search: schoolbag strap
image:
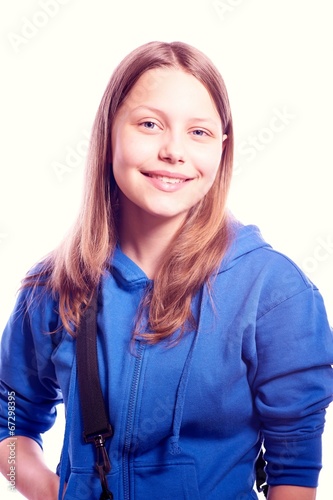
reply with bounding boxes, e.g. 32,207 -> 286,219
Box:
76,287 -> 114,500
255,448 -> 268,497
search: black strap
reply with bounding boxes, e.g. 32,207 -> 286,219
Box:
255,448 -> 268,497
76,288 -> 114,500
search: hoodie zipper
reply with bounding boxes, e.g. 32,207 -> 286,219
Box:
123,341 -> 145,500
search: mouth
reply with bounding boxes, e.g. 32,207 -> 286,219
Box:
142,172 -> 192,184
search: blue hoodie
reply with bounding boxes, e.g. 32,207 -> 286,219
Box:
1,222 -> 333,499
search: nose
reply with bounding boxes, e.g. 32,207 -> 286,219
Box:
159,133 -> 185,164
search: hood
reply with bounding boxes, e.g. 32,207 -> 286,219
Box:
219,219 -> 272,273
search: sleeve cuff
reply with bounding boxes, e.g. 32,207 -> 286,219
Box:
264,434 -> 322,487
0,430 -> 43,449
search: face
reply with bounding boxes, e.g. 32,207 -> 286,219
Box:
111,67 -> 226,227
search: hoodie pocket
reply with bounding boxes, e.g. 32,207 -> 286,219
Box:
63,471 -> 119,500
134,461 -> 201,499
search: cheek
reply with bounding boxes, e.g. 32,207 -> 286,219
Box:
113,133 -> 156,169
197,149 -> 222,183
112,129 -> 129,166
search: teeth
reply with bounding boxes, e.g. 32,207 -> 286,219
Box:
158,176 -> 184,184
149,174 -> 185,184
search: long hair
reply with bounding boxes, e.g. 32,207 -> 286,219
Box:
23,41 -> 234,342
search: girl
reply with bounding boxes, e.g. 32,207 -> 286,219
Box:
0,41 -> 332,500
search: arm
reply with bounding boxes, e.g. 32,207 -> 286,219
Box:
268,485 -> 316,500
0,287 -> 64,498
248,269 -> 333,491
0,436 -> 59,500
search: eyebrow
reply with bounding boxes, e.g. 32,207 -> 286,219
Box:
131,105 -> 220,127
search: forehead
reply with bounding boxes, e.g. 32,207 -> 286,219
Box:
122,67 -> 220,119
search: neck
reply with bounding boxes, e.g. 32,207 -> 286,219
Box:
118,209 -> 185,279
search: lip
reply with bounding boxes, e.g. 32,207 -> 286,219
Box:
141,170 -> 192,181
141,170 -> 193,192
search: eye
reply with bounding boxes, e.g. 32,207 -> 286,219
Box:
140,121 -> 157,130
191,129 -> 209,137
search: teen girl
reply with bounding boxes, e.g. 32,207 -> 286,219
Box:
1,41 -> 333,500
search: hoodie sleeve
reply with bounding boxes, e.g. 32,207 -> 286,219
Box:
0,286 -> 63,448
251,264 -> 333,487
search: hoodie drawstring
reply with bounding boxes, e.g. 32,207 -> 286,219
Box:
169,288 -> 206,456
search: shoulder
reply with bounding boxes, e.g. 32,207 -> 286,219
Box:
250,247 -> 315,319
19,256 -> 58,306
9,259 -> 60,335
218,220 -> 318,316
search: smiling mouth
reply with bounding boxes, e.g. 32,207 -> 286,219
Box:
144,173 -> 190,184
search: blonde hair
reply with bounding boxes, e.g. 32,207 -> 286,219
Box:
23,41 -> 234,343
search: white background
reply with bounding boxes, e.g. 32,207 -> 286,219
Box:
0,0 -> 332,498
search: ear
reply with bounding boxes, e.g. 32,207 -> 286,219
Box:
222,134 -> 228,150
